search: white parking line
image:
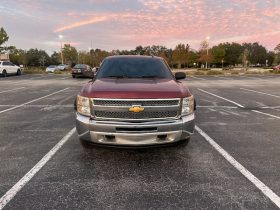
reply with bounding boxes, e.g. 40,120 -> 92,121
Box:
195,125 -> 280,208
0,127 -> 76,210
197,88 -> 245,108
0,88 -> 69,114
0,104 -> 73,108
240,88 -> 280,98
0,87 -> 25,94
189,76 -> 207,80
197,105 -> 238,109
198,88 -> 280,119
252,110 -> 280,119
261,106 -> 280,109
5,75 -> 51,85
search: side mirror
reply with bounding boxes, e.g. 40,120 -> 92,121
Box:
175,72 -> 186,80
95,67 -> 99,72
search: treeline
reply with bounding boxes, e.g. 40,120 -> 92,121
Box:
1,27 -> 280,68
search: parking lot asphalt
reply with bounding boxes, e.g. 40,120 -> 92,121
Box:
0,74 -> 280,209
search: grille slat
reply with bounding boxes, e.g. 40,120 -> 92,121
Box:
92,98 -> 180,121
94,111 -> 178,119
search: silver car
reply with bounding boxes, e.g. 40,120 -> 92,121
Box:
46,65 -> 58,73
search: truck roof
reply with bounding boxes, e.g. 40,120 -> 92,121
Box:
105,55 -> 163,60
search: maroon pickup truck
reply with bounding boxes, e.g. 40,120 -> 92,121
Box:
75,55 -> 195,147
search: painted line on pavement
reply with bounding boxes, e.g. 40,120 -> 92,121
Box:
261,106 -> 280,109
197,105 -> 238,109
195,125 -> 280,208
0,127 -> 76,210
0,87 -> 25,94
189,76 -> 207,80
252,110 -> 280,119
240,88 -> 280,99
0,88 -> 69,114
197,88 -> 245,108
198,88 -> 280,119
0,104 -> 73,108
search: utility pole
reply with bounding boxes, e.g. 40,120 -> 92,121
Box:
205,36 -> 210,69
59,35 -> 64,64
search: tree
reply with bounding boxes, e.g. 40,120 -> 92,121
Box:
274,44 -> 280,64
240,48 -> 249,68
25,48 -> 50,66
172,44 -> 190,68
8,48 -> 28,66
266,51 -> 275,66
188,51 -> 199,67
199,41 -> 213,68
221,42 -> 243,66
62,44 -> 78,64
135,45 -> 144,55
50,51 -> 60,65
243,42 -> 267,65
90,49 -> 110,66
211,45 -> 225,66
0,27 -> 9,49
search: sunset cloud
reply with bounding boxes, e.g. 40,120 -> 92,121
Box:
54,16 -> 108,32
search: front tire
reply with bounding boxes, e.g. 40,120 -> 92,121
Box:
2,70 -> 7,77
72,74 -> 76,78
17,69 -> 21,75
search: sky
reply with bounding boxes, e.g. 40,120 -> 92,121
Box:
0,0 -> 280,54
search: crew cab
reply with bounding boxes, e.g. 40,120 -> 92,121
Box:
75,55 -> 195,147
0,61 -> 21,77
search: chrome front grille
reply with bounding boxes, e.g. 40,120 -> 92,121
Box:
91,98 -> 181,121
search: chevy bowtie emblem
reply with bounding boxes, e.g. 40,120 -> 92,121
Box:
129,106 -> 144,113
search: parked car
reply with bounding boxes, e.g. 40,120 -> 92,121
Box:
46,65 -> 58,73
57,64 -> 69,71
72,64 -> 94,78
272,64 -> 280,70
75,55 -> 196,147
0,61 -> 21,77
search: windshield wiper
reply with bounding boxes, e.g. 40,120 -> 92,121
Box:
104,75 -> 127,78
141,76 -> 160,78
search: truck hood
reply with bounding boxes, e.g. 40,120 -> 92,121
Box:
80,78 -> 191,98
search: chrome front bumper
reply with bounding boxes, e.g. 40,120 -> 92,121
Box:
76,113 -> 195,146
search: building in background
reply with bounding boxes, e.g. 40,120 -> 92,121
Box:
0,54 -> 9,61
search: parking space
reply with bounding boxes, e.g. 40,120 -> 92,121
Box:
0,74 -> 280,209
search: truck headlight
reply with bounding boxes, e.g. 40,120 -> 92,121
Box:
76,95 -> 91,116
181,95 -> 194,116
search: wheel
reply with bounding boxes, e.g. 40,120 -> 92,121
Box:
17,69 -> 21,75
2,70 -> 7,77
72,74 -> 76,78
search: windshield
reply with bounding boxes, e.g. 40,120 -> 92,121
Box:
49,65 -> 56,68
96,57 -> 173,79
74,64 -> 86,68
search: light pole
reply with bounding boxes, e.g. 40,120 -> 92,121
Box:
59,34 -> 64,64
205,36 -> 210,69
